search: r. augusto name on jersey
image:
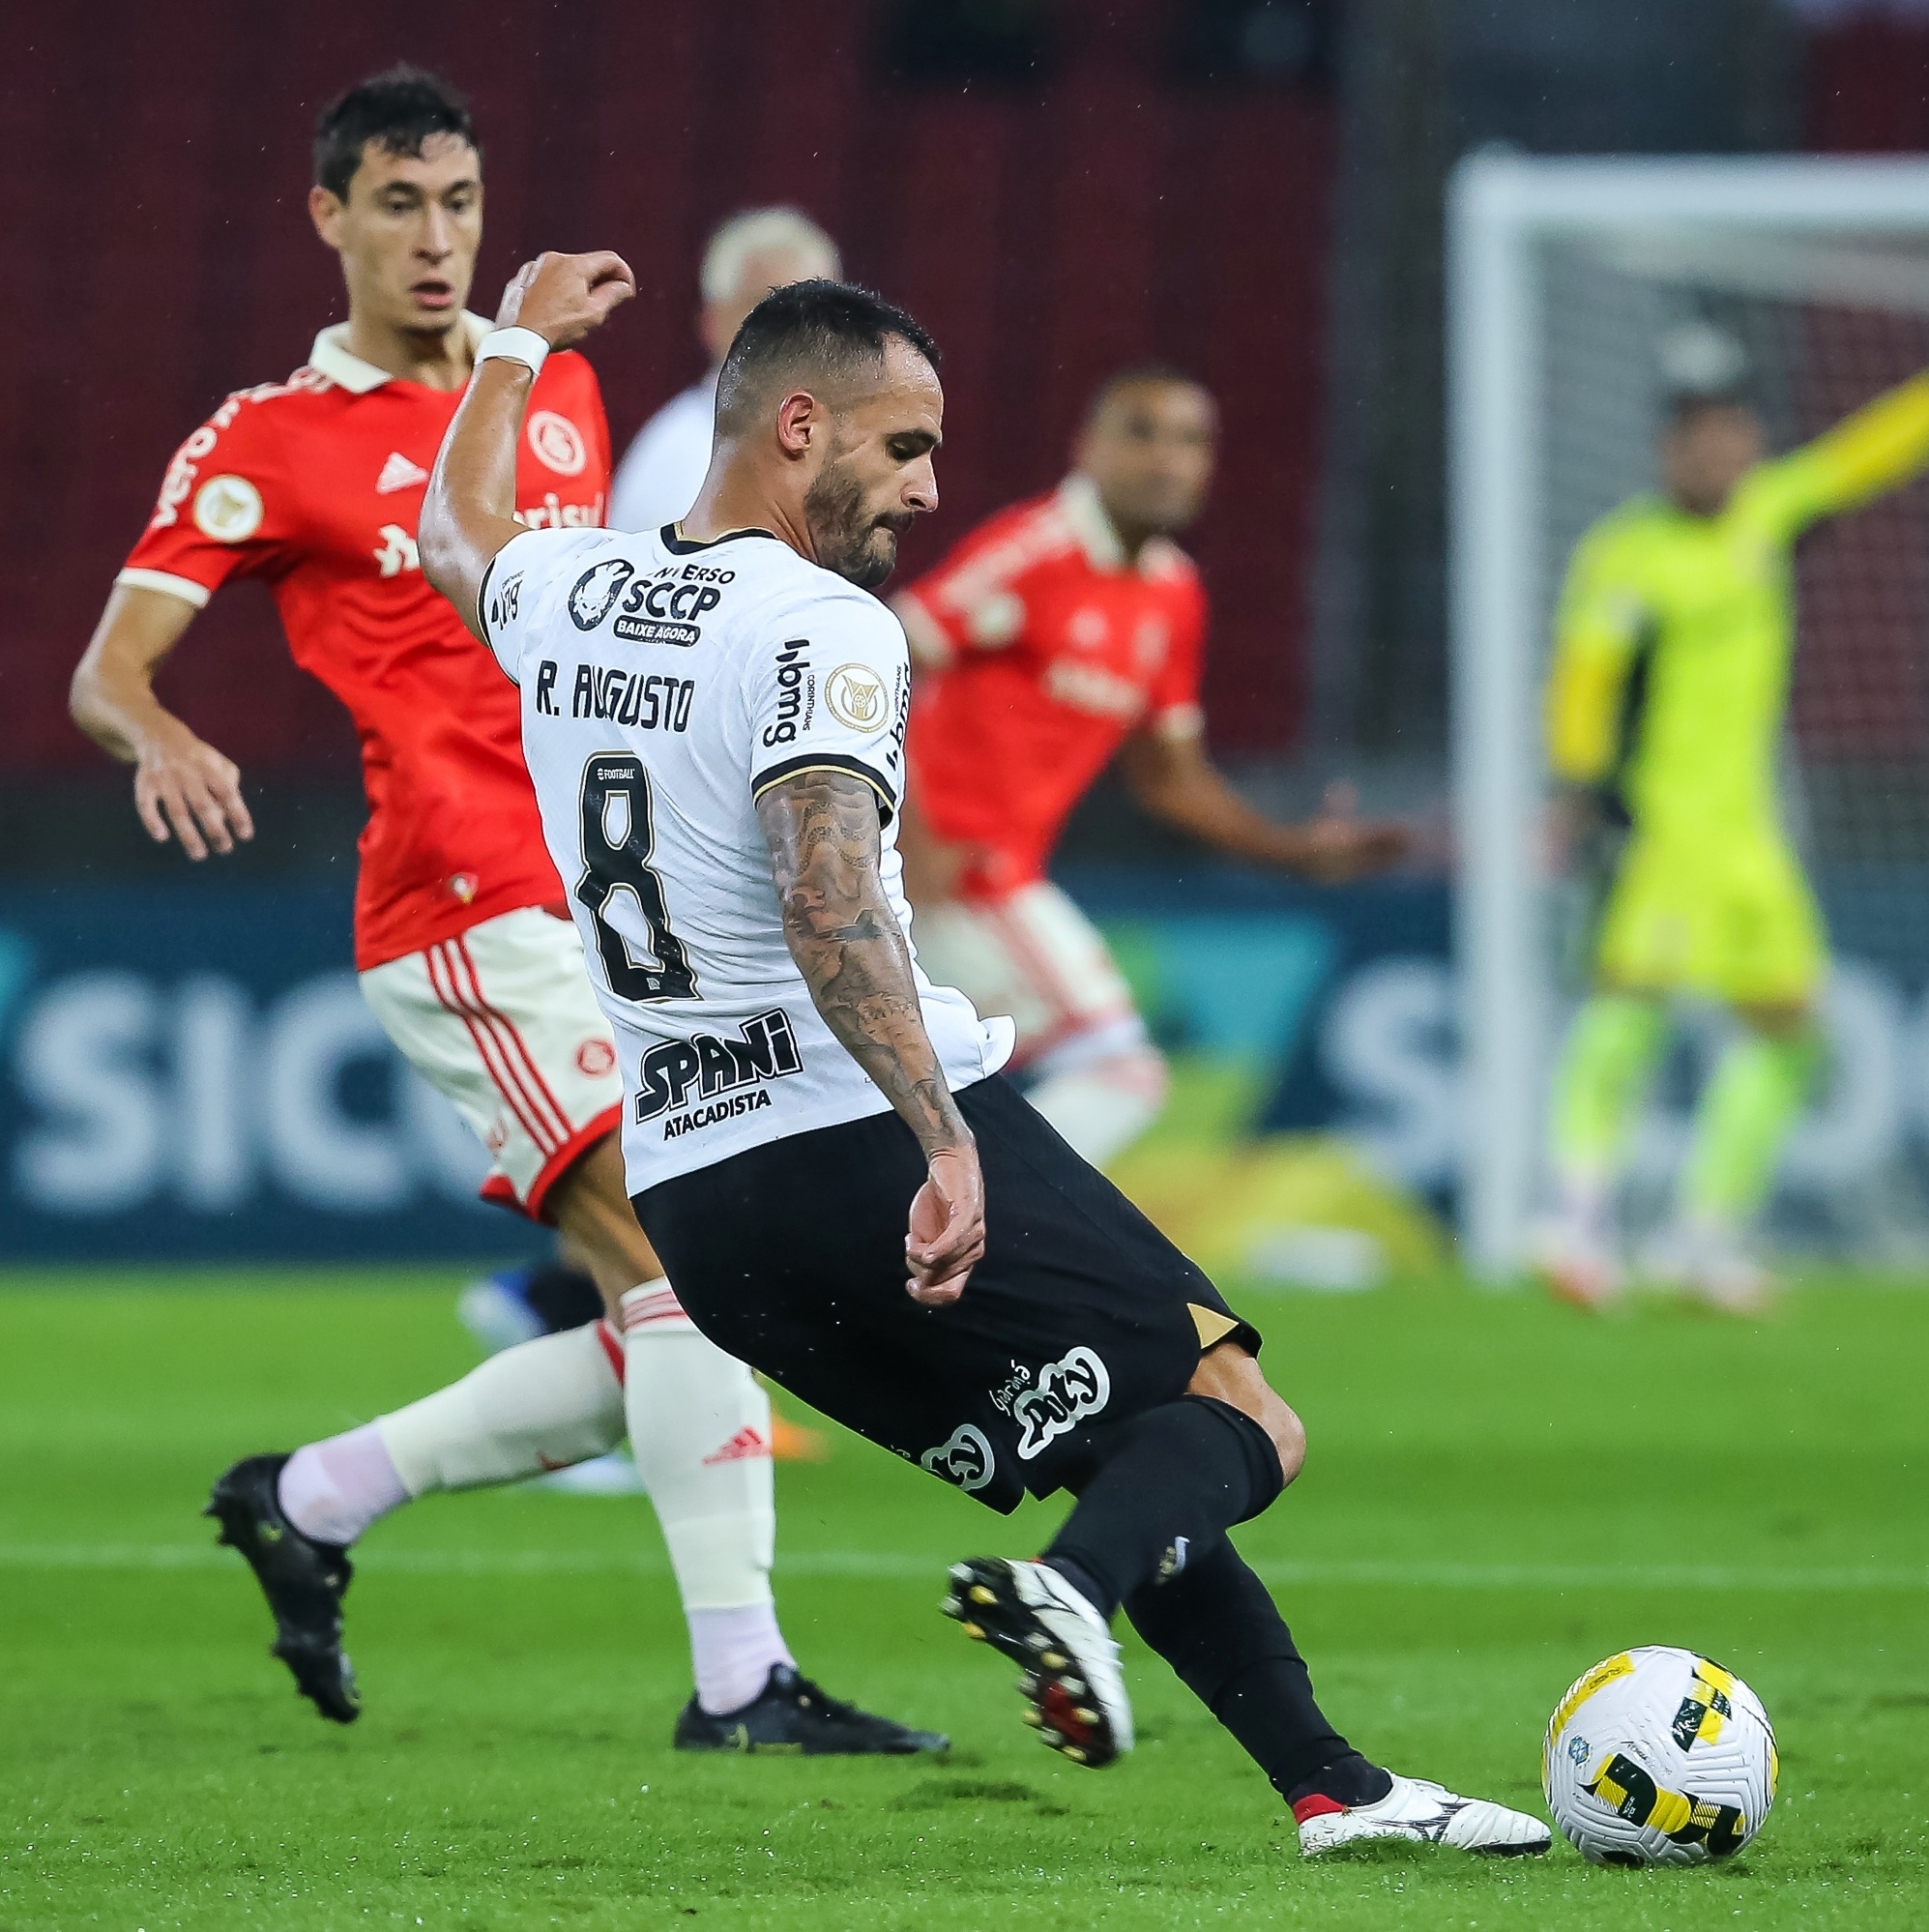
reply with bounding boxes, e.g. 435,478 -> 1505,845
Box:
480,519 -> 1013,1191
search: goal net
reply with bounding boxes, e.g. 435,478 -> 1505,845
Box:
1448,154 -> 1929,1276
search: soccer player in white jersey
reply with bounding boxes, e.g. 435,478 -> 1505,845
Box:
462,207 -> 839,1373
416,252 -> 1549,1859
68,69 -> 935,1757
608,208 -> 839,535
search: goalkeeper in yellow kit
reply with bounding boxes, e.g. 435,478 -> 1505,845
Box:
1537,329 -> 1929,1310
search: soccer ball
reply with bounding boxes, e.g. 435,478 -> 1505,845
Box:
1542,1647 -> 1776,1866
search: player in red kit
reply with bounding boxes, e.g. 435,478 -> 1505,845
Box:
896,368 -> 1404,1168
69,67 -> 939,1757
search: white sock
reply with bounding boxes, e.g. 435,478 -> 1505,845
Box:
375,1320 -> 627,1498
1026,1046 -> 1169,1168
1556,1173 -> 1612,1241
278,1423 -> 408,1545
619,1280 -> 794,1712
687,1603 -> 792,1714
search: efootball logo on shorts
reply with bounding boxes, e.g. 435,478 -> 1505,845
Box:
999,1346 -> 1111,1461
921,1423 -> 994,1493
570,559 -> 635,629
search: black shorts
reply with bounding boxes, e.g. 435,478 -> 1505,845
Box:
635,1074 -> 1261,1514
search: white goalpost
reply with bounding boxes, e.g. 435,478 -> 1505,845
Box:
1447,151 -> 1929,1279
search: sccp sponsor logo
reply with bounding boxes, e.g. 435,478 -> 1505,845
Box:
921,1423 -> 995,1493
612,576 -> 721,647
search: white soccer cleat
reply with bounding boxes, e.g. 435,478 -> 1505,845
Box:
1529,1215 -> 1623,1310
1639,1220 -> 1776,1316
1685,1246 -> 1774,1315
1297,1771 -> 1553,1858
942,1557 -> 1133,1766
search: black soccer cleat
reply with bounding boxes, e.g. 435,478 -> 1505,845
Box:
942,1557 -> 1133,1768
672,1664 -> 948,1755
204,1452 -> 361,1724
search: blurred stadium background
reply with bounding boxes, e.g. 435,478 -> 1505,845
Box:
12,0 -> 1929,1277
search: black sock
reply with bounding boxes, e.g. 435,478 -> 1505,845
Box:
1123,1537 -> 1388,1806
1041,1395 -> 1284,1620
522,1261 -> 605,1334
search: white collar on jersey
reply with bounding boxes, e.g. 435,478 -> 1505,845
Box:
1056,471 -> 1184,580
307,310 -> 493,394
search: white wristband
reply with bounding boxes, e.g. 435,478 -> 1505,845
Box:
474,327 -> 550,379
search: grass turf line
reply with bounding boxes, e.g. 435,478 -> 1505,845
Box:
0,1270 -> 1923,1930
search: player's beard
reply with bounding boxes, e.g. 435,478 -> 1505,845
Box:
804,457 -> 904,590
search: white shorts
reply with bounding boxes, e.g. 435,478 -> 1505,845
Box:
912,880 -> 1151,1078
361,905 -> 624,1221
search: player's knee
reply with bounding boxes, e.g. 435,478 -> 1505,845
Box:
1187,1342 -> 1304,1488
1269,1398 -> 1307,1488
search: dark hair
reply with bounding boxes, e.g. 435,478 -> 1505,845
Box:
714,279 -> 940,436
313,65 -> 478,201
1085,362 -> 1208,424
1667,391 -> 1755,428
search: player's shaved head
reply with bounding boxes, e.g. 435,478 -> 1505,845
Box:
692,280 -> 942,591
313,66 -> 478,201
714,280 -> 940,441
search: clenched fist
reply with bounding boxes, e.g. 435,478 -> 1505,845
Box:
495,250 -> 637,352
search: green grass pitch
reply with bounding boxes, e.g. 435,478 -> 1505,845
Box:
1,1271 -> 1924,1931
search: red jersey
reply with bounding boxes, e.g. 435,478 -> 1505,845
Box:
120,314 -> 610,969
898,475 -> 1207,897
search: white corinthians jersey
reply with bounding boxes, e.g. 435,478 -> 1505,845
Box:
481,521 -> 1012,1189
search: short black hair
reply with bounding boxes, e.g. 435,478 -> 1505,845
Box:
1085,363 -> 1209,424
313,65 -> 478,201
714,279 -> 940,437
1667,390 -> 1756,429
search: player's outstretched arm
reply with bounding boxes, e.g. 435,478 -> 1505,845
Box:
70,583 -> 254,861
757,769 -> 985,1304
421,249 -> 636,639
1120,731 -> 1407,883
1769,367 -> 1929,535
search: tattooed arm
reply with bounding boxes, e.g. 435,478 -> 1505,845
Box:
757,768 -> 985,1305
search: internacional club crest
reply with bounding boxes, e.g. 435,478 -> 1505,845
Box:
527,409 -> 588,477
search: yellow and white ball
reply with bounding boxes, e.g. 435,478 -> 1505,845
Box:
1543,1647 -> 1776,1866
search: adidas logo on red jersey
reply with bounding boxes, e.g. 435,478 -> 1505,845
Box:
702,1427 -> 772,1466
376,451 -> 430,494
